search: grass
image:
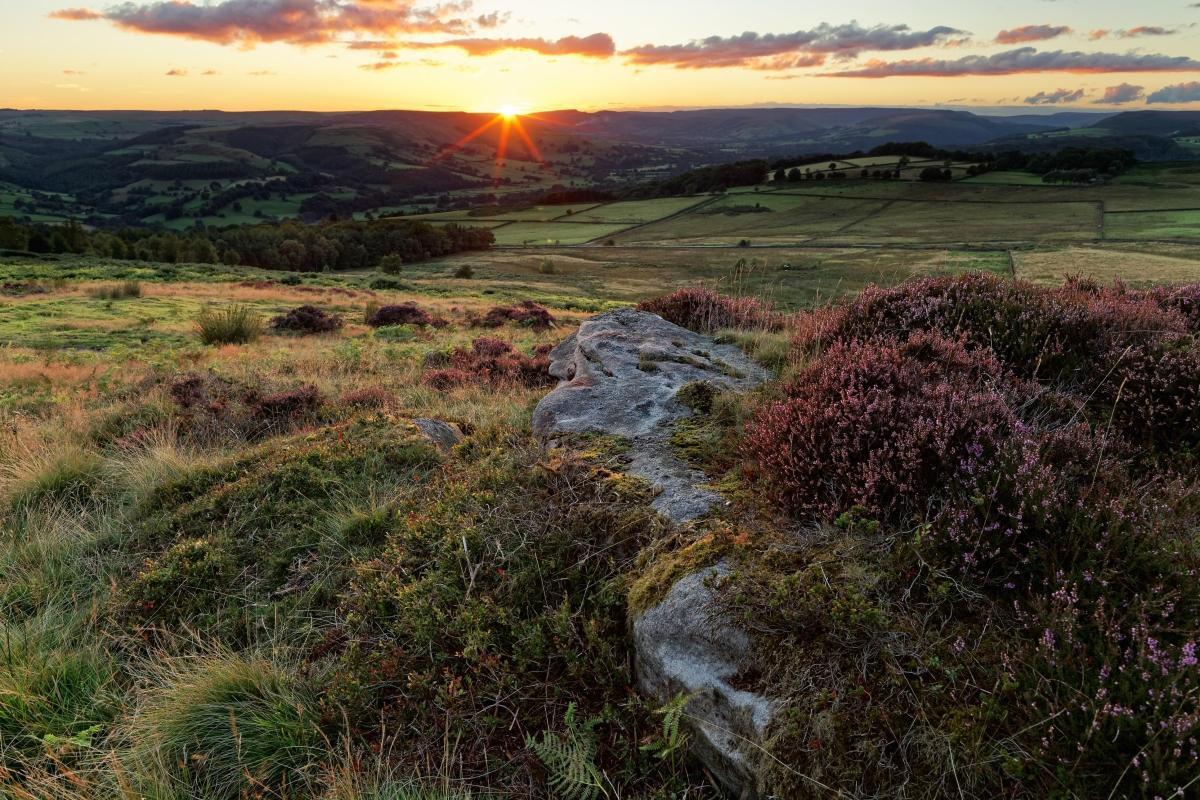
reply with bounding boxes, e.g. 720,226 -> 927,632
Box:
124,652 -> 323,800
194,305 -> 265,345
86,280 -> 142,300
1105,208 -> 1200,240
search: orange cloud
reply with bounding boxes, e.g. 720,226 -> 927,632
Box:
995,25 -> 1071,45
47,7 -> 101,20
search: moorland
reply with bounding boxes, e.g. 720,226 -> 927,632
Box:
0,110 -> 1198,799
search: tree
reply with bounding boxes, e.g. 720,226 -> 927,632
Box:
379,254 -> 404,274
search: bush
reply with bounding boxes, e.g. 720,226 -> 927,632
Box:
637,287 -> 777,334
126,654 -> 323,800
734,274 -> 1200,798
195,305 -> 264,345
366,303 -> 447,328
474,300 -> 557,331
340,387 -> 392,409
379,254 -> 404,274
745,333 -> 1020,521
453,264 -> 474,279
165,372 -> 324,443
270,305 -> 343,334
422,368 -> 473,391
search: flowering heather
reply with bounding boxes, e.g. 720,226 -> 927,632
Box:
366,302 -> 448,328
810,272 -> 1189,384
269,304 -> 342,334
736,274 -> 1200,797
474,300 -> 557,331
420,338 -> 553,390
637,287 -> 778,334
744,332 -> 1021,520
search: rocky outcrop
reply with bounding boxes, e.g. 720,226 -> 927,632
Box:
533,308 -> 774,798
633,562 -> 774,796
532,307 -> 768,524
412,418 -> 463,452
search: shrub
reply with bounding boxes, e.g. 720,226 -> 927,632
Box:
250,385 -> 324,432
195,305 -> 263,345
638,287 -> 777,334
422,368 -> 472,391
340,387 -> 392,409
270,305 -> 343,334
538,258 -> 556,275
809,273 -> 1188,386
475,300 -> 556,331
366,303 -> 447,329
453,264 -> 474,279
379,254 -> 404,275
744,332 -> 1020,521
166,372 -> 324,443
126,654 -> 323,800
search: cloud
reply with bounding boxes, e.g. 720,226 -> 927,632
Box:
1117,26 -> 1176,37
621,22 -> 967,70
201,69 -> 219,75
1090,26 -> 1178,39
1147,80 -> 1200,102
48,7 -> 101,20
1095,83 -> 1145,103
824,47 -> 1200,77
415,32 -> 616,57
62,69 -> 86,75
50,0 -> 497,46
165,68 -> 187,76
1025,87 -> 1086,104
995,24 -> 1071,44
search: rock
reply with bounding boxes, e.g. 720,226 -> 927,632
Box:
532,307 -> 769,524
633,562 -> 774,798
411,418 -> 463,452
534,308 -> 776,797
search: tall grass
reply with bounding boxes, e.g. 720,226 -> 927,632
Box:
124,652 -> 324,800
194,305 -> 264,346
87,280 -> 142,300
0,612 -> 120,768
1,445 -> 108,511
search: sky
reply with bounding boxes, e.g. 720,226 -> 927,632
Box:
3,0 -> 1200,113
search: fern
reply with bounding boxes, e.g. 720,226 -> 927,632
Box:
641,692 -> 691,761
526,703 -> 610,800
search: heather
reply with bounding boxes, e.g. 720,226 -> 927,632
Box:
730,276 -> 1200,797
270,304 -> 344,334
637,287 -> 778,334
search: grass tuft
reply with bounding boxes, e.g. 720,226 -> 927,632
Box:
125,652 -> 324,800
194,305 -> 264,345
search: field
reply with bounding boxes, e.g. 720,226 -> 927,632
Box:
387,162 -> 1200,256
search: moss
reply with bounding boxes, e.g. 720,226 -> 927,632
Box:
627,522 -> 742,615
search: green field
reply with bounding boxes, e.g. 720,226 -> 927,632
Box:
1105,209 -> 1200,240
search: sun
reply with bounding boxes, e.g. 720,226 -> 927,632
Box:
498,104 -> 521,119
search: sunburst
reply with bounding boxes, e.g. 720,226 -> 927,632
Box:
431,107 -> 548,187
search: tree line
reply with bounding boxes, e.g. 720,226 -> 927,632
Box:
0,217 -> 494,272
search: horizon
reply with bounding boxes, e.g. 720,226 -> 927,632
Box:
4,0 -> 1200,113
